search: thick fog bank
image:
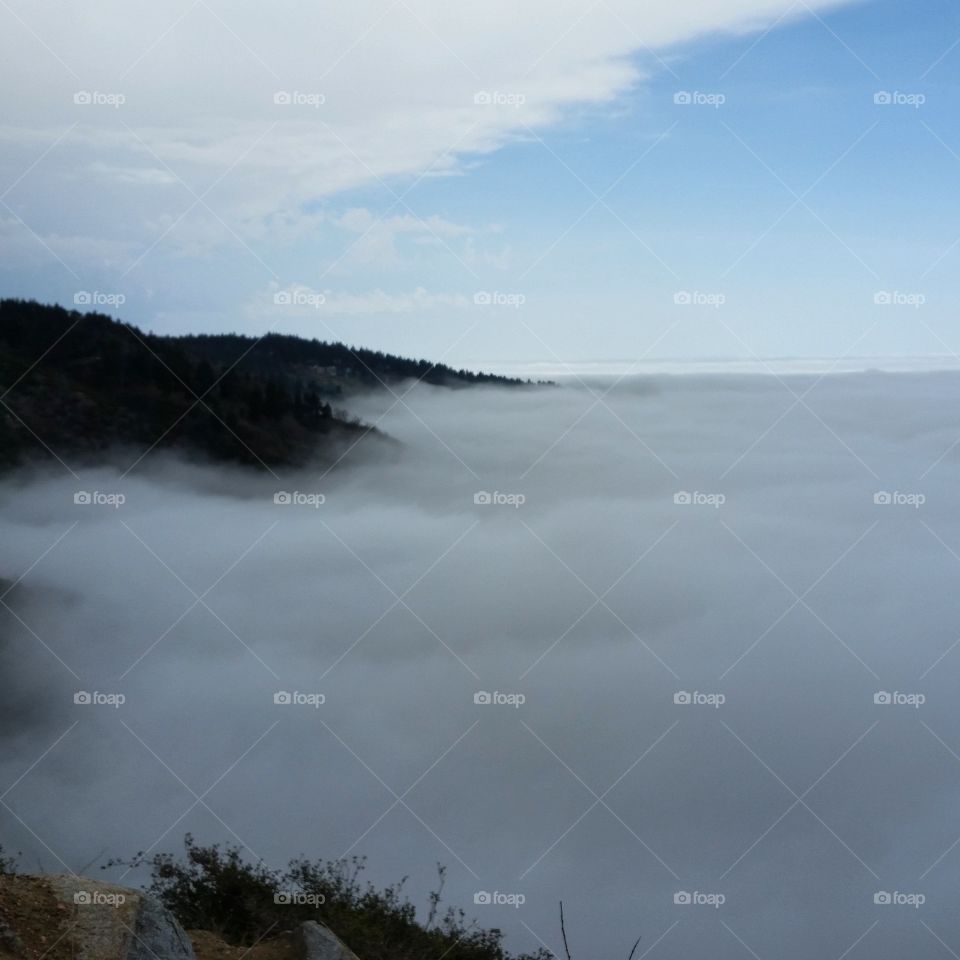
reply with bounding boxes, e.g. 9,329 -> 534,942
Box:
3,372 -> 960,959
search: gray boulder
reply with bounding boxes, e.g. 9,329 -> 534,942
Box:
46,875 -> 195,960
127,895 -> 196,960
299,920 -> 363,960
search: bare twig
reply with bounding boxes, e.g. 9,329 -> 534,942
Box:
78,849 -> 107,875
426,863 -> 446,929
559,901 -> 573,960
558,899 -> 639,960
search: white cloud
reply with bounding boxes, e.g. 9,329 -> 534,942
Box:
258,281 -> 469,318
0,0 -> 859,233
335,210 -> 473,239
88,162 -> 181,186
321,287 -> 470,315
332,208 -> 477,264
0,216 -> 139,271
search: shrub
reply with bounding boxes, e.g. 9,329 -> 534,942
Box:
108,835 -> 550,960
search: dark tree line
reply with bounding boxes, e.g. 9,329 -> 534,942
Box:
0,298 -> 544,471
175,331 -> 535,389
0,300 -> 359,469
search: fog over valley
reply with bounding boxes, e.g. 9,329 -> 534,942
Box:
3,373 -> 960,959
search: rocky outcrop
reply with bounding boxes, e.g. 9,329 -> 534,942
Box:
298,922 -> 362,960
0,874 -> 364,960
0,874 -> 194,960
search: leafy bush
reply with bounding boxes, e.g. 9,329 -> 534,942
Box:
108,835 -> 550,960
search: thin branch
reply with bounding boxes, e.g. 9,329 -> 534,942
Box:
559,901 -> 573,960
78,848 -> 107,875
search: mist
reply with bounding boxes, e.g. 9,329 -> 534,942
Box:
3,372 -> 960,959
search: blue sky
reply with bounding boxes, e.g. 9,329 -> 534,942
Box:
1,0 -> 958,368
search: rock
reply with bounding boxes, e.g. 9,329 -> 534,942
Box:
0,875 -> 363,960
297,922 -> 362,960
43,875 -> 195,960
127,896 -> 195,960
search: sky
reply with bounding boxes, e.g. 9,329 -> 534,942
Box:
0,0 -> 959,368
6,373 -> 960,959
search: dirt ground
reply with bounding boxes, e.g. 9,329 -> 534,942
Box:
0,874 -> 75,960
188,928 -> 301,960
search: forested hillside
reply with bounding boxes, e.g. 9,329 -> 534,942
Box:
0,300 -> 528,471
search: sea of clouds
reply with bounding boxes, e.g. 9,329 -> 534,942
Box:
3,372 -> 960,959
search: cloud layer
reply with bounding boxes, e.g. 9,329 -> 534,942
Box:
3,371 -> 960,958
0,0 -> 858,264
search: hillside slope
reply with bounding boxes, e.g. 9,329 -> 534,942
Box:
0,300 -> 528,472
